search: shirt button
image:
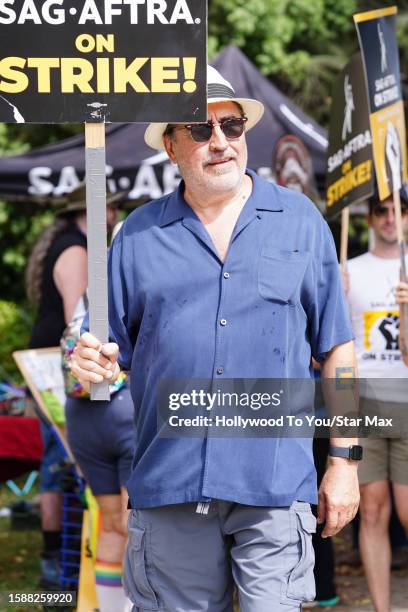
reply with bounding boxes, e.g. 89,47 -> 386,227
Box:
217,367 -> 224,375
223,272 -> 230,279
220,319 -> 227,326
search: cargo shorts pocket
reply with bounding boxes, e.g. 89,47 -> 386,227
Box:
124,515 -> 159,611
284,504 -> 316,603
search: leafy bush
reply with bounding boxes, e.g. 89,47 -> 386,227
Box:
0,201 -> 54,303
0,300 -> 34,382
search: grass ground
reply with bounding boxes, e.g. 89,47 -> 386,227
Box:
0,475 -> 42,612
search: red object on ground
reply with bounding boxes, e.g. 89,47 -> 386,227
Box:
0,416 -> 43,482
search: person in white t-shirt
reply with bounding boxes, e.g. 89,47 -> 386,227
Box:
345,190 -> 408,612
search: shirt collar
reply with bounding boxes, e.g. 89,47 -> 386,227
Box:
247,168 -> 284,213
159,168 -> 284,228
159,180 -> 194,227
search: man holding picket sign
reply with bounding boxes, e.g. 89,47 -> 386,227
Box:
72,64 -> 361,611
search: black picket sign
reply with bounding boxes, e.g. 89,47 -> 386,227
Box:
0,0 -> 207,123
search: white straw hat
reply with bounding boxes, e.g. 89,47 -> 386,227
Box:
144,65 -> 265,151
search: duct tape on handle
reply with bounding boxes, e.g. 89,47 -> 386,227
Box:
86,144 -> 110,401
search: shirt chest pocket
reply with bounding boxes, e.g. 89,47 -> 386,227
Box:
258,249 -> 310,304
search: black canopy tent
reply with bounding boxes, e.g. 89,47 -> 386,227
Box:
0,46 -> 328,202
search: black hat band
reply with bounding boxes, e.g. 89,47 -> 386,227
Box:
207,83 -> 235,99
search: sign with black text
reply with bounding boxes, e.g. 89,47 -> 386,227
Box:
326,53 -> 374,218
354,6 -> 407,200
0,0 -> 207,123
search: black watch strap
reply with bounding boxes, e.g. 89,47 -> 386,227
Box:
329,445 -> 363,461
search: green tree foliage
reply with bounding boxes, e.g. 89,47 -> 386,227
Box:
209,0 -> 357,124
0,199 -> 54,303
0,300 -> 33,381
209,0 -> 408,125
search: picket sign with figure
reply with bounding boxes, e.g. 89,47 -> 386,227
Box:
325,51 -> 374,273
0,0 -> 207,398
354,5 -> 408,363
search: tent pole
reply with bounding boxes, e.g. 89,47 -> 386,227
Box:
85,123 -> 110,401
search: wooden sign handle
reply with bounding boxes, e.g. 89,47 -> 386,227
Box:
393,189 -> 406,274
85,123 -> 110,401
340,206 -> 349,268
393,189 -> 408,365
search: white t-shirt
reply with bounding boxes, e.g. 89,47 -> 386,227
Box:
347,252 -> 408,402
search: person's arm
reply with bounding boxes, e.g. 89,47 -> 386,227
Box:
318,339 -> 360,538
395,280 -> 408,366
53,246 -> 88,324
339,264 -> 349,295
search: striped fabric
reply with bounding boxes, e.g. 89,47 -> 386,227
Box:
95,559 -> 123,588
207,83 -> 235,99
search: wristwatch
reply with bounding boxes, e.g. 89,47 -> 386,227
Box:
329,445 -> 363,461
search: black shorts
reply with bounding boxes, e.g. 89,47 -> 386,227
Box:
65,385 -> 134,495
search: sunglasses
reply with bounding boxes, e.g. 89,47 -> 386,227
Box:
172,116 -> 248,143
372,205 -> 408,217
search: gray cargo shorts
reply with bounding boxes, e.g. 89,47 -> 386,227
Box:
123,500 -> 316,612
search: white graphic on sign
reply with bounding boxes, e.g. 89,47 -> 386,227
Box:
342,75 -> 354,141
385,121 -> 402,192
378,23 -> 388,73
0,95 -> 25,122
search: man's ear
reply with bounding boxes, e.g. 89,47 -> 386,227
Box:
163,134 -> 177,164
366,213 -> 373,229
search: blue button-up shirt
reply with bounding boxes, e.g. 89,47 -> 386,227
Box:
97,169 -> 353,508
